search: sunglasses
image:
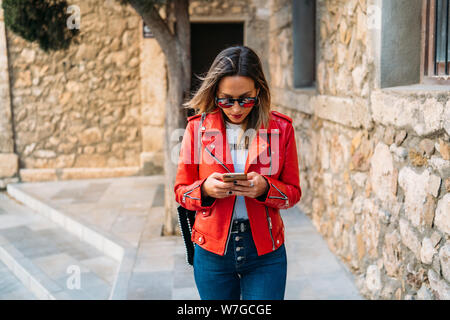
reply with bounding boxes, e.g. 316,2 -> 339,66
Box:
215,96 -> 258,108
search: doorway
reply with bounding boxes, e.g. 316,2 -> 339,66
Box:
188,22 -> 244,117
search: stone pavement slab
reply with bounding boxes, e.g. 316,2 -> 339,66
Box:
0,192 -> 120,299
0,260 -> 36,300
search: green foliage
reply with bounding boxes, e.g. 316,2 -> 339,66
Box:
2,0 -> 79,52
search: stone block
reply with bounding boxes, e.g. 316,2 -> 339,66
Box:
435,194 -> 450,235
370,142 -> 397,203
313,95 -> 373,129
416,284 -> 433,300
428,269 -> 450,300
398,167 -> 432,229
420,238 -> 437,265
399,218 -> 421,260
0,153 -> 18,178
439,243 -> 450,283
371,91 -> 445,136
383,230 -> 402,277
427,174 -> 442,198
365,265 -> 381,293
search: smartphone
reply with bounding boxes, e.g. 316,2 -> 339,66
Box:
222,173 -> 247,182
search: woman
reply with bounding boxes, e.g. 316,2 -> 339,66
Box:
174,45 -> 301,300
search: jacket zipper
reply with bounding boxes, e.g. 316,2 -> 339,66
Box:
268,143 -> 272,175
202,141 -> 235,255
268,183 -> 288,200
223,196 -> 237,255
265,206 -> 276,251
182,185 -> 201,202
204,146 -> 231,173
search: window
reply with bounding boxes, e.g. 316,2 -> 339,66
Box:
423,0 -> 450,83
293,0 -> 316,88
380,0 -> 423,88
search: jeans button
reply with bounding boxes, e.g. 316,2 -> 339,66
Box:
235,236 -> 240,241
237,256 -> 243,261
236,247 -> 241,252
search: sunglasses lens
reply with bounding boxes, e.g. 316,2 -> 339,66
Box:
217,100 -> 233,108
216,97 -> 257,108
241,98 -> 256,108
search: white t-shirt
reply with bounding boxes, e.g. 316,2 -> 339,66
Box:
225,121 -> 249,220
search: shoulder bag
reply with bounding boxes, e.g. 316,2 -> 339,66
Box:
176,112 -> 206,266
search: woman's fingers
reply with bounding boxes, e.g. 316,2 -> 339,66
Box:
233,179 -> 253,187
206,172 -> 262,198
210,172 -> 225,181
231,183 -> 253,191
215,181 -> 234,189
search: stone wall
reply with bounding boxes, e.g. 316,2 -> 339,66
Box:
269,0 -> 449,300
4,0 -> 143,181
0,0 -> 18,187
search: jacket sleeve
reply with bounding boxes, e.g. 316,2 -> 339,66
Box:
254,122 -> 302,209
174,119 -> 217,211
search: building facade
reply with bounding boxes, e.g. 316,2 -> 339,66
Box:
0,0 -> 449,299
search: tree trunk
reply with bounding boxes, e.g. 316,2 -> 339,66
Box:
163,0 -> 191,235
128,0 -> 191,235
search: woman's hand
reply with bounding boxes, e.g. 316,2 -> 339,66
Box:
230,171 -> 269,198
201,172 -> 235,199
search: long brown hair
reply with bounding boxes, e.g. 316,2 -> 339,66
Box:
182,46 -> 271,147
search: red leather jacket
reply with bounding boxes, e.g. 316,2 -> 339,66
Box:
174,106 -> 301,256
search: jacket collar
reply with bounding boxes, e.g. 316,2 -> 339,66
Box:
200,107 -> 279,173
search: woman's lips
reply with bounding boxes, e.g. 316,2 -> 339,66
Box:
231,114 -> 243,119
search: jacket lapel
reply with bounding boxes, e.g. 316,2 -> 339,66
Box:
201,108 -> 234,173
201,107 -> 279,174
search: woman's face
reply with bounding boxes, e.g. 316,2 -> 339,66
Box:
216,75 -> 259,125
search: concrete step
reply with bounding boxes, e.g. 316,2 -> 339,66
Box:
0,193 -> 120,299
5,177 -> 165,300
0,259 -> 36,300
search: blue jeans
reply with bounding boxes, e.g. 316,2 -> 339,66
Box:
193,219 -> 287,300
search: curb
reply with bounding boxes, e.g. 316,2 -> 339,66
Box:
5,183 -> 139,300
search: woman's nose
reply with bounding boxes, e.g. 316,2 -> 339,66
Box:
231,100 -> 241,111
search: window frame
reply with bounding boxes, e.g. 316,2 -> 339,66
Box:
422,0 -> 450,84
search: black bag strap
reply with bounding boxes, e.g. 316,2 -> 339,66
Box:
176,112 -> 206,266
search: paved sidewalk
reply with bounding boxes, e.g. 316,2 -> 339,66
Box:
0,193 -> 119,299
0,260 -> 36,300
1,176 -> 362,300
